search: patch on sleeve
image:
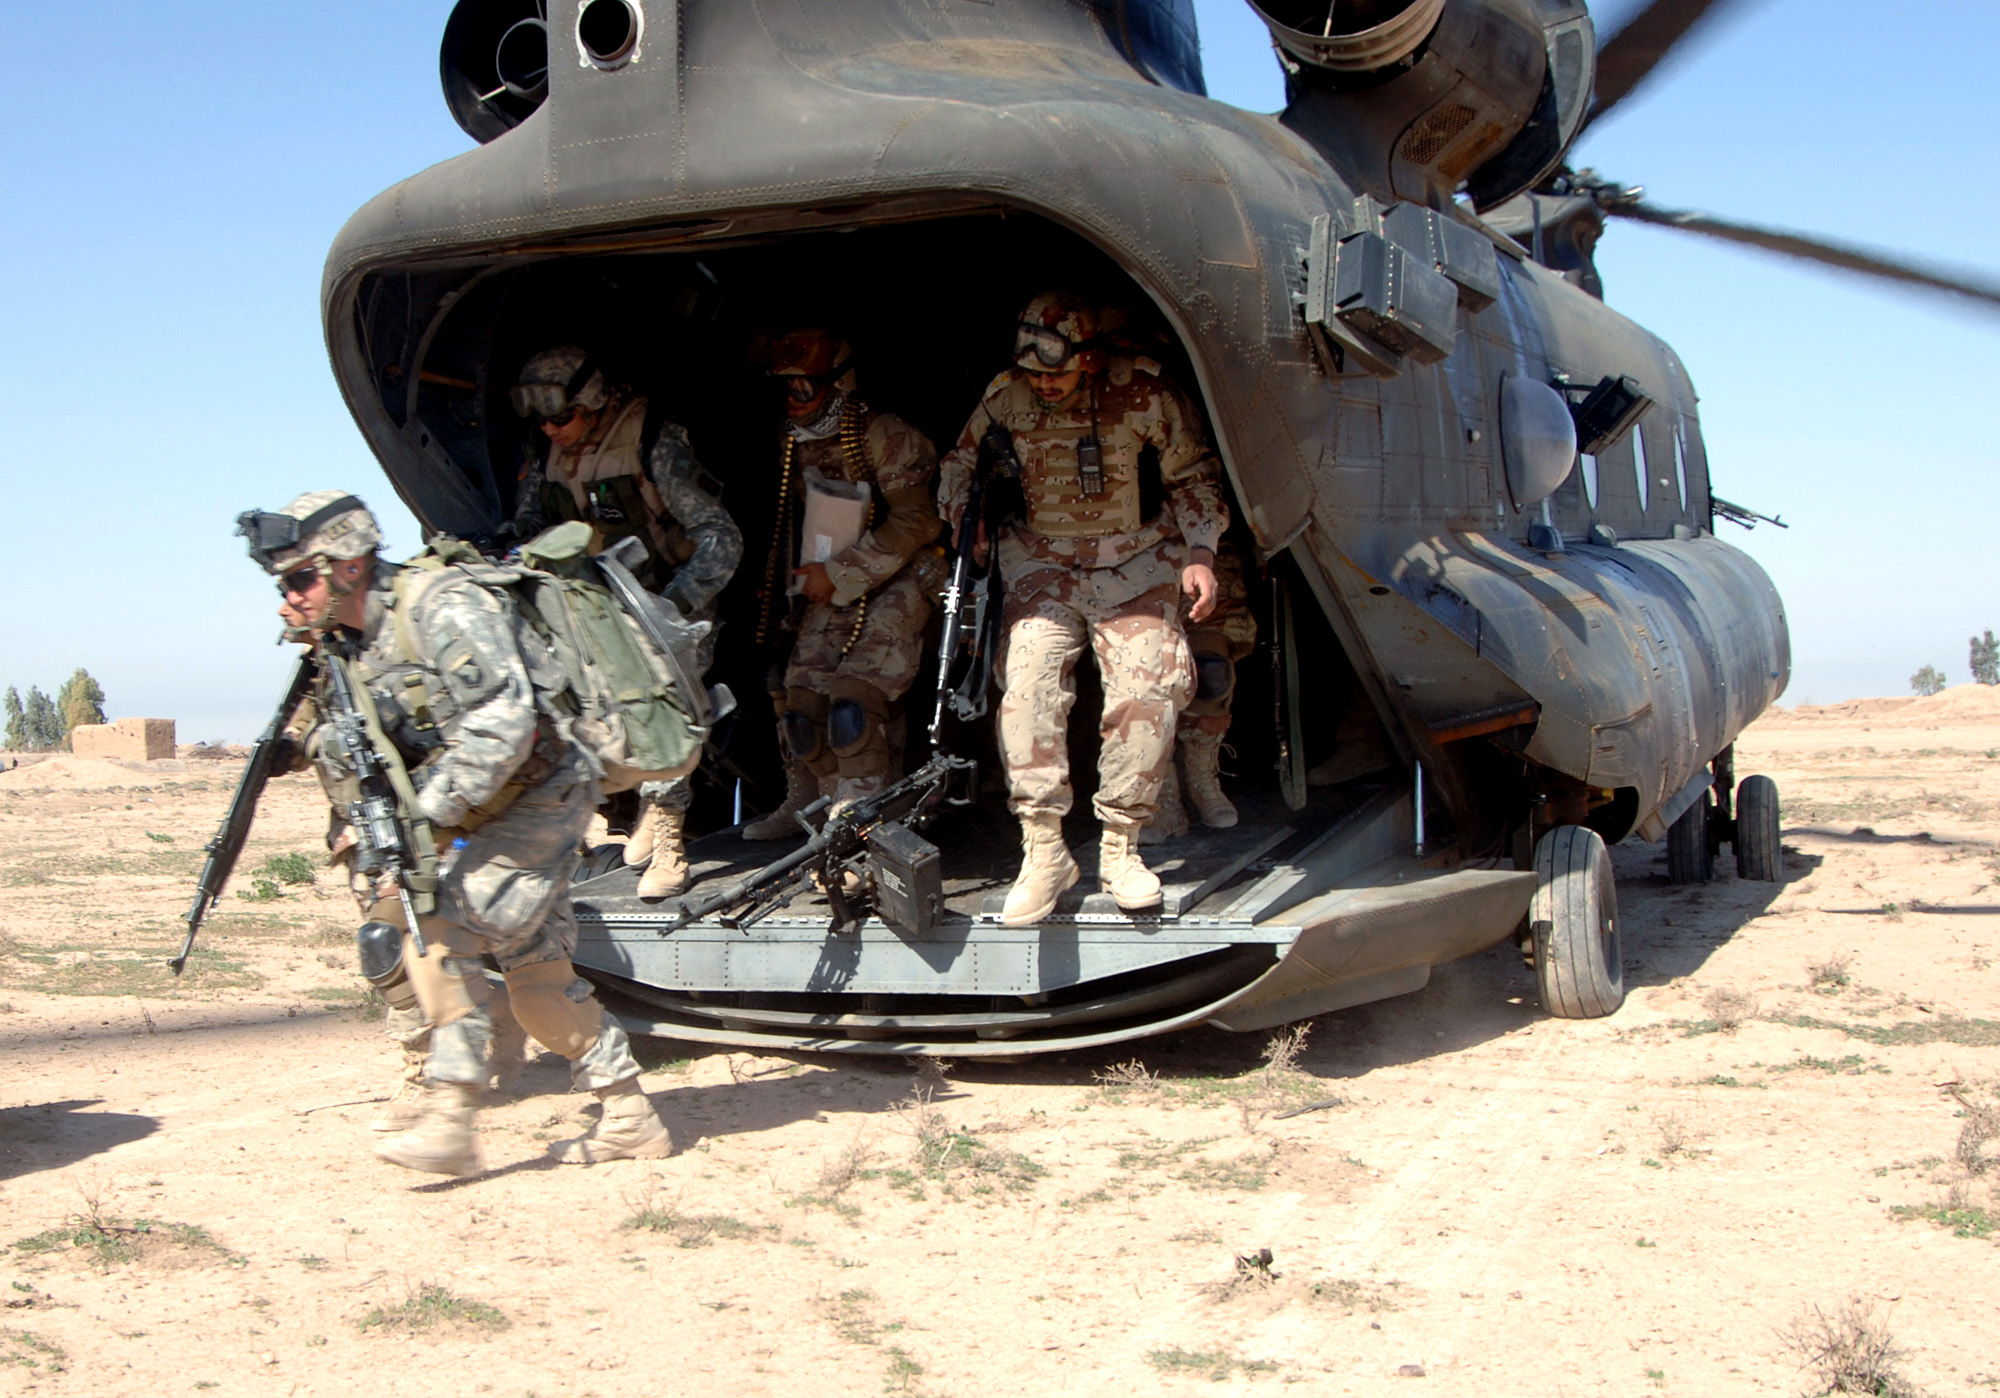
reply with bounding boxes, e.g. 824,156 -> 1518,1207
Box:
984,369 -> 1018,398
1132,355 -> 1161,377
436,638 -> 504,708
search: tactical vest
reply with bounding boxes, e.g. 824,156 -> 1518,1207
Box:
1003,371 -> 1150,540
539,397 -> 696,591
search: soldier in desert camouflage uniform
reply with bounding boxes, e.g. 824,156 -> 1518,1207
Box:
1145,543 -> 1256,840
743,328 -> 944,836
938,293 -> 1226,926
246,491 -> 673,1176
511,347 -> 742,897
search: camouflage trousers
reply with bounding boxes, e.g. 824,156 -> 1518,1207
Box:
784,567 -> 934,703
996,581 -> 1195,827
352,766 -> 641,1092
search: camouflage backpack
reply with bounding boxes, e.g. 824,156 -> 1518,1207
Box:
393,523 -> 716,792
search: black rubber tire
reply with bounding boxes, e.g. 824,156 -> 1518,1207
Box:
1735,774 -> 1782,881
1666,793 -> 1714,885
1531,824 -> 1626,1018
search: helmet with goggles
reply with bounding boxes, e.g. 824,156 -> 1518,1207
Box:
237,491 -> 381,573
1012,292 -> 1097,372
768,327 -> 855,406
510,345 -> 609,423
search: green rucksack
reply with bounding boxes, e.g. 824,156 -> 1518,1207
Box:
396,523 -> 715,792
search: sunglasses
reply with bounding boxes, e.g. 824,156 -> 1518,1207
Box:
277,566 -> 321,597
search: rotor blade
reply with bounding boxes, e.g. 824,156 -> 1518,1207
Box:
1588,0 -> 1757,127
1609,201 -> 2000,312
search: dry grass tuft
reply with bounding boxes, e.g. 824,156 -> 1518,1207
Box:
1093,1058 -> 1161,1097
1949,1087 -> 2000,1177
1781,1298 -> 1923,1397
1703,988 -> 1759,1034
1808,952 -> 1854,992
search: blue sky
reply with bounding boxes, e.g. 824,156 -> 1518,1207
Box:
2,1 -> 1995,738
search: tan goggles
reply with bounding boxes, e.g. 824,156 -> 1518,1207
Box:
509,382 -> 572,419
1013,322 -> 1079,370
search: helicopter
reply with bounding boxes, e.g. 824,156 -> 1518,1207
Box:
318,0 -> 1939,1056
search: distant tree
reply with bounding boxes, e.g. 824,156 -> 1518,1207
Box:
55,668 -> 107,749
20,687 -> 61,751
2,687 -> 23,752
1973,630 -> 2000,687
1910,665 -> 1947,697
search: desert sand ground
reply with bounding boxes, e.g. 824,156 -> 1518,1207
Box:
2,692 -> 1998,1397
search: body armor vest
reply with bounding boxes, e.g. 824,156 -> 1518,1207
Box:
538,397 -> 694,591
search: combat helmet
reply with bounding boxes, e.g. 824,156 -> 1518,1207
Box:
768,327 -> 856,408
1012,292 -> 1097,371
236,491 -> 382,573
511,345 -> 610,422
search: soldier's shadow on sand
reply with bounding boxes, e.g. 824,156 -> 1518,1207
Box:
0,1099 -> 159,1181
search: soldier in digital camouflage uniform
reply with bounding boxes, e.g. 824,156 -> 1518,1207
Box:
1145,543 -> 1256,840
938,293 -> 1226,925
511,347 -> 743,897
743,328 -> 943,836
247,491 -> 674,1176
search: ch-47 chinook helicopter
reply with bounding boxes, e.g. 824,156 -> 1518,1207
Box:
320,0 -> 1986,1057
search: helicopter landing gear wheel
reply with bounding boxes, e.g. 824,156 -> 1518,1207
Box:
1531,824 -> 1625,1019
1666,793 -> 1714,885
1734,775 -> 1782,882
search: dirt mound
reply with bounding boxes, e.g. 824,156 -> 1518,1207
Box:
1758,685 -> 2000,726
177,742 -> 249,761
0,754 -> 194,790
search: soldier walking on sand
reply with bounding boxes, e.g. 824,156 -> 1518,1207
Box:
510,347 -> 742,897
937,293 -> 1227,926
743,327 -> 944,835
241,490 -> 673,1176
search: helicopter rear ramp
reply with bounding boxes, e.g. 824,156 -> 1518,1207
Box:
574,786 -> 1535,1056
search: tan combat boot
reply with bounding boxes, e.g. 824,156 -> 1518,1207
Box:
1180,729 -> 1239,829
1099,823 -> 1163,910
624,795 -> 665,867
550,1078 -> 672,1164
370,1049 -> 428,1133
1000,815 -> 1080,927
635,808 -> 690,898
374,1081 -> 482,1176
1140,757 -> 1190,846
742,764 -> 819,841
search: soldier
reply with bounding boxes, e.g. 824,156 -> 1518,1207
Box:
510,347 -> 742,896
938,293 -> 1226,926
1145,543 -> 1256,840
742,327 -> 943,836
244,490 -> 673,1176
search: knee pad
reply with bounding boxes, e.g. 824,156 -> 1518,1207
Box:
778,687 -> 829,767
503,957 -> 605,1061
826,677 -> 892,777
1192,653 -> 1236,704
355,921 -> 417,1011
403,930 -> 486,1028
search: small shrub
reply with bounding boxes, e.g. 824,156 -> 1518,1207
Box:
259,852 -> 316,886
1781,1298 -> 1922,1397
1146,1347 -> 1276,1381
1093,1059 -> 1161,1096
1702,988 -> 1758,1034
1909,665 -> 1946,698
1808,953 -> 1853,992
357,1283 -> 507,1334
1950,1088 -> 1999,1176
144,832 -> 174,844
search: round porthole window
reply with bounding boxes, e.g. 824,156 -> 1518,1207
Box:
577,0 -> 643,70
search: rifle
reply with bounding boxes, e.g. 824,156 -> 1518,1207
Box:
320,639 -> 435,958
929,417 -> 1019,746
668,750 -> 976,935
173,655 -> 317,975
